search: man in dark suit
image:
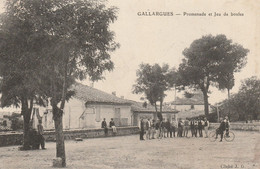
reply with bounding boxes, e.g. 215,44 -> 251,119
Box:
101,118 -> 108,136
198,118 -> 203,137
216,117 -> 226,142
190,119 -> 195,137
165,119 -> 171,138
109,118 -> 117,135
140,119 -> 145,140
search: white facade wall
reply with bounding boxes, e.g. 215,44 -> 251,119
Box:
63,98 -> 86,129
39,97 -> 133,129
82,104 -> 132,128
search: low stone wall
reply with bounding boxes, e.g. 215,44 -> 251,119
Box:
0,126 -> 139,147
209,123 -> 260,131
0,132 -> 23,147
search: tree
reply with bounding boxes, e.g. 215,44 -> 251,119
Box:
1,0 -> 118,167
213,76 -> 260,121
32,0 -> 118,167
177,34 -> 249,116
236,76 -> 260,120
215,42 -> 248,98
133,63 -> 170,121
0,0 -> 48,150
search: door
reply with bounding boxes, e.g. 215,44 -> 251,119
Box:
114,108 -> 121,126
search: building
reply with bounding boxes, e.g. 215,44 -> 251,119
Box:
129,100 -> 179,127
34,83 -> 133,129
169,92 -> 207,119
0,109 -> 20,131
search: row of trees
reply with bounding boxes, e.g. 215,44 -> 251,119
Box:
133,34 -> 249,118
214,76 -> 260,121
0,0 -> 118,167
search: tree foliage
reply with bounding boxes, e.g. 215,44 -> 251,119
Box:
216,76 -> 260,121
0,0 -> 49,150
133,63 -> 170,121
0,0 -> 118,167
177,34 -> 249,116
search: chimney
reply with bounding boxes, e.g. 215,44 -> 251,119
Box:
112,91 -> 116,96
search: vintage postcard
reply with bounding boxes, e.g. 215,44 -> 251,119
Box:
0,0 -> 259,169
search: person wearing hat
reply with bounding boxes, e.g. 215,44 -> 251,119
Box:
204,117 -> 209,138
151,119 -> 156,139
101,118 -> 108,136
109,118 -> 117,135
145,118 -> 152,140
224,116 -> 230,136
216,117 -> 225,142
139,119 -> 145,140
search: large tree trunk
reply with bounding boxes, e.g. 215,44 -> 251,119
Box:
202,90 -> 209,116
155,101 -> 162,121
53,109 -> 66,167
154,102 -> 158,121
21,97 -> 33,150
22,113 -> 31,150
51,56 -> 68,167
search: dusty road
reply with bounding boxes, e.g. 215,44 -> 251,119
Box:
0,130 -> 259,169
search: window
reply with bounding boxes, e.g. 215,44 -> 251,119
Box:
191,104 -> 194,110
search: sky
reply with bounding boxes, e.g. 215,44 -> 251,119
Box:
0,0 -> 259,106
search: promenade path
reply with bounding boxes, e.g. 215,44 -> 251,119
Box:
0,130 -> 259,169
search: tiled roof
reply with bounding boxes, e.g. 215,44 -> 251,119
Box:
72,83 -> 131,105
171,92 -> 204,105
177,110 -> 205,119
128,100 -> 178,113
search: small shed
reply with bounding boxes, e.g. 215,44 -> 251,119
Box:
128,100 -> 179,127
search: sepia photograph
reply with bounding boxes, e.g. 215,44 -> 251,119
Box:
0,0 -> 259,168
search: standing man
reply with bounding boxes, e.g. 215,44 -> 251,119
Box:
159,120 -> 164,139
151,119 -> 156,139
198,118 -> 203,137
161,119 -> 167,138
194,119 -> 198,137
165,119 -> 171,138
190,119 -> 195,137
204,117 -> 209,138
140,119 -> 145,140
171,119 -> 177,137
101,118 -> 108,136
224,116 -> 230,136
177,119 -> 183,137
109,118 -> 117,135
183,118 -> 190,137
155,120 -> 160,139
146,119 -> 151,140
37,119 -> 46,150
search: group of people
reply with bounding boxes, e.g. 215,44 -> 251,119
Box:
139,116 -> 230,141
101,118 -> 117,136
27,119 -> 46,150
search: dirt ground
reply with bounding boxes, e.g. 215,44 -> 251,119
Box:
0,130 -> 259,169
